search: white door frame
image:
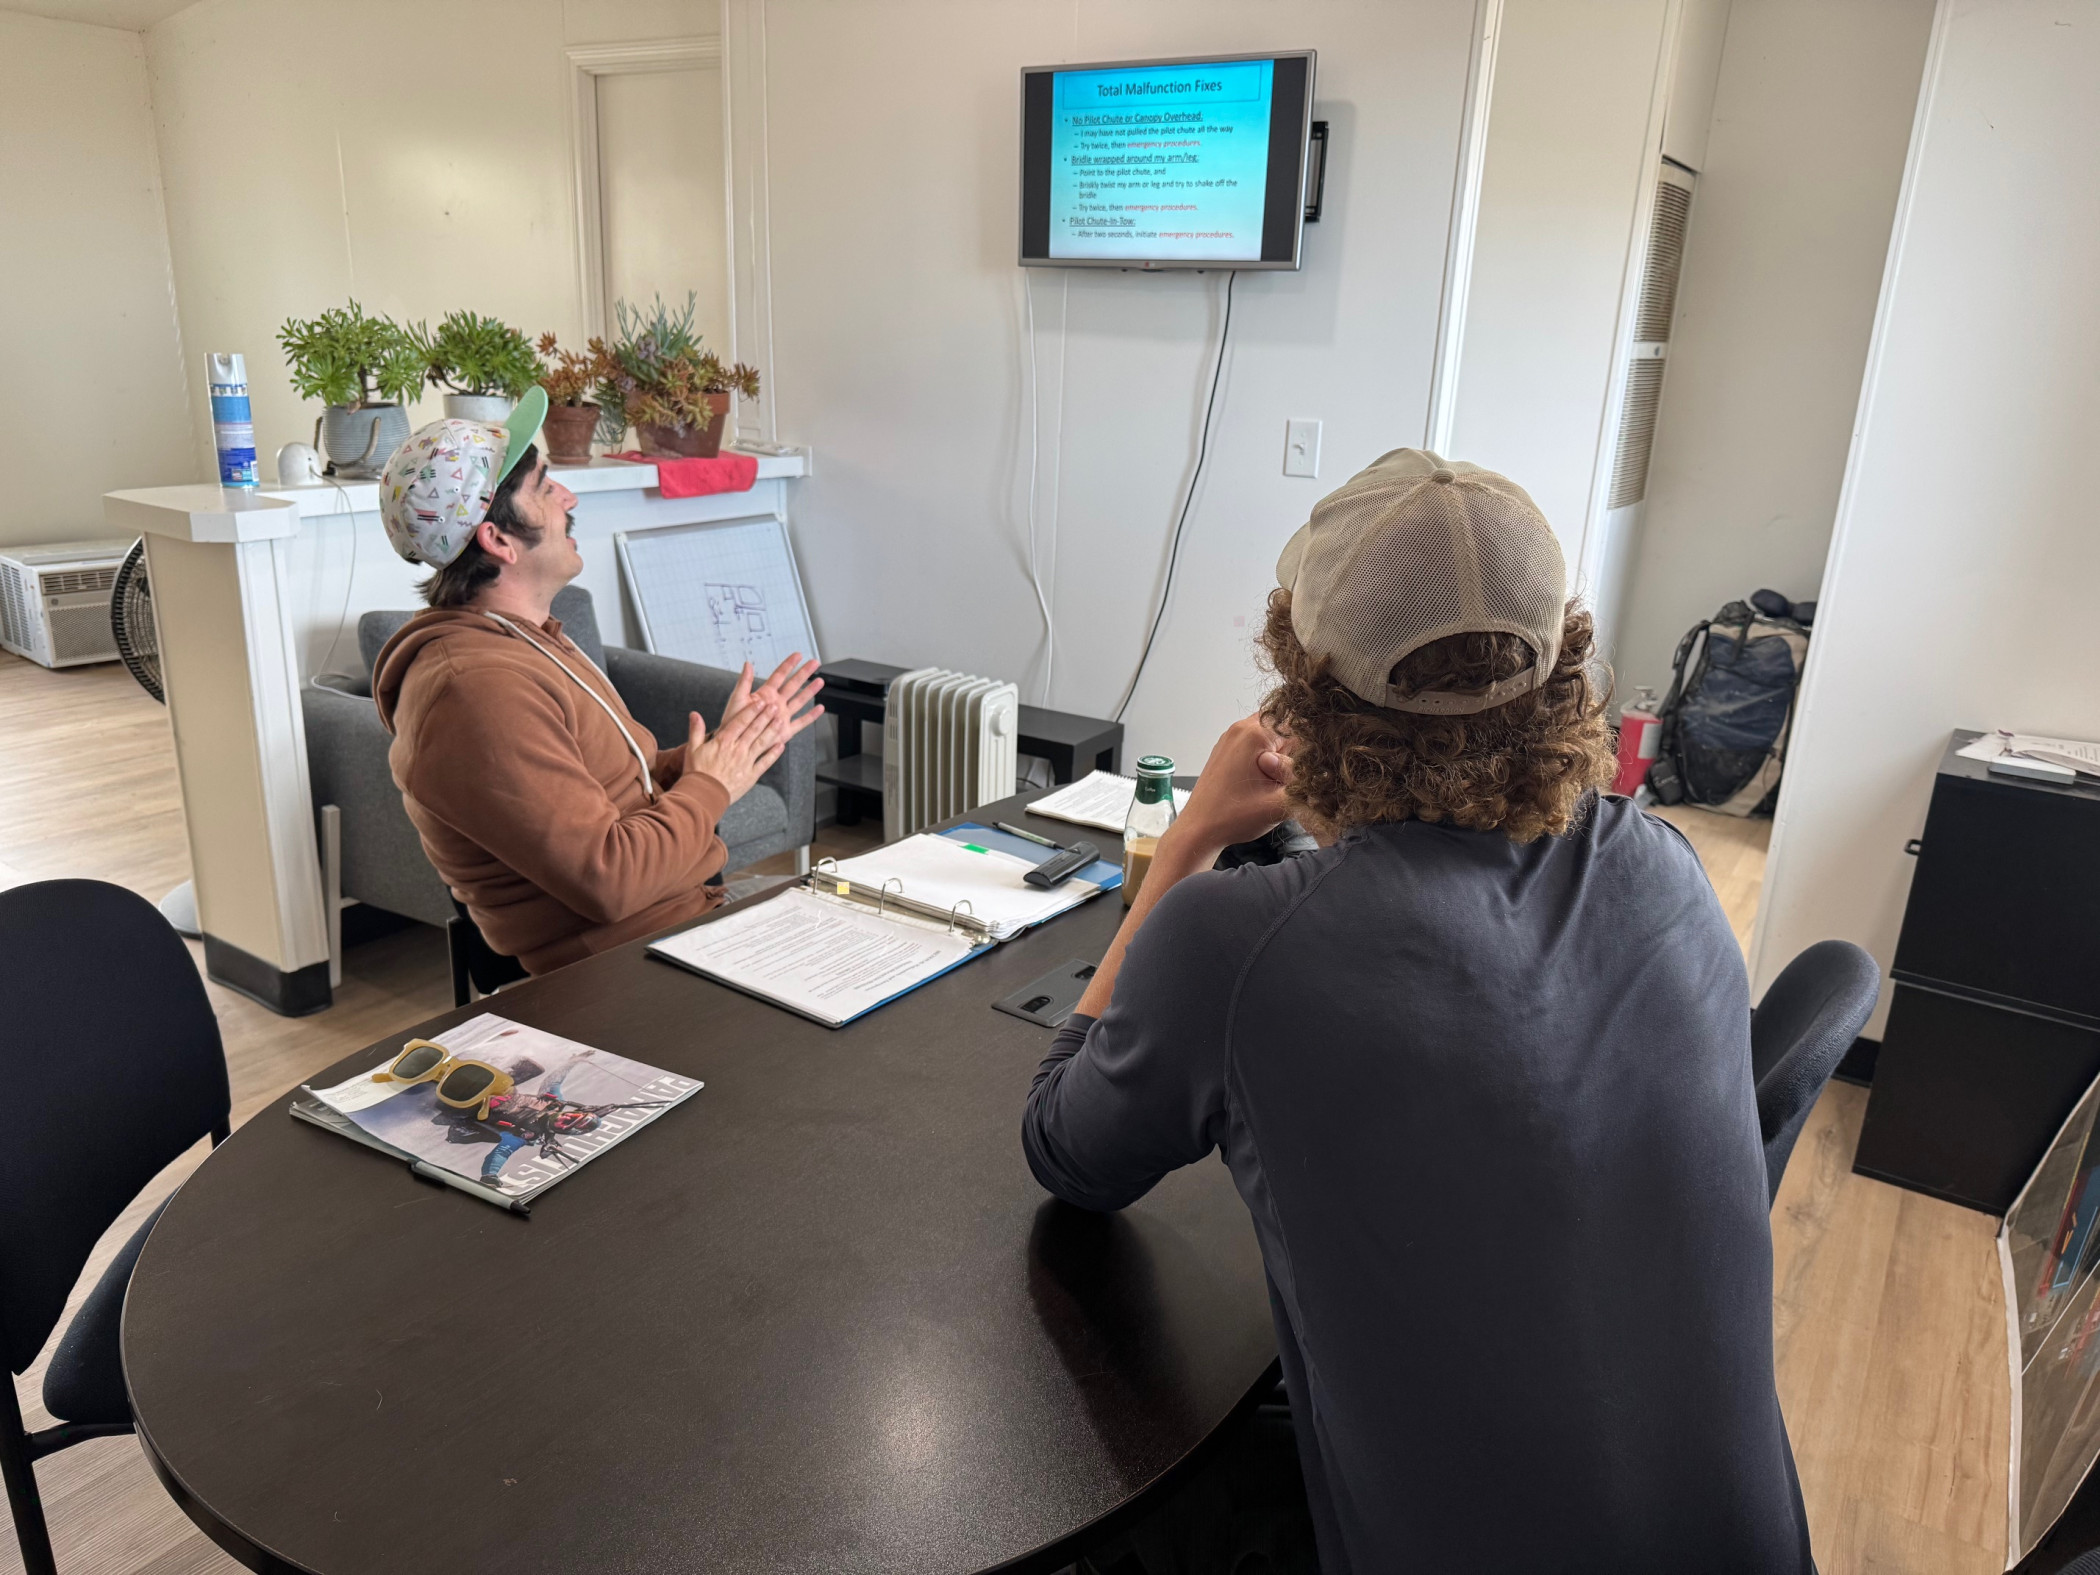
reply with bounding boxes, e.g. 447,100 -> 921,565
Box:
1571,0 -> 1683,599
719,0 -> 779,446
565,36 -> 726,344
1424,0 -> 1505,454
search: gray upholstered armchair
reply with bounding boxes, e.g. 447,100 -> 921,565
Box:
302,584 -> 815,951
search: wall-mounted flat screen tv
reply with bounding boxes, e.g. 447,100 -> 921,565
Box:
1019,51 -> 1316,271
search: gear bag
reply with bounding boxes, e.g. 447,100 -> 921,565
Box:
1647,591 -> 1811,817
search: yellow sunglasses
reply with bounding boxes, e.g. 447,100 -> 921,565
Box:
374,1039 -> 516,1120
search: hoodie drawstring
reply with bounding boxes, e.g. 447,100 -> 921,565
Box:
482,613 -> 657,801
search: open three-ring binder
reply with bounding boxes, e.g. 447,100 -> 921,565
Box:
647,833 -> 1105,1027
809,860 -> 1001,942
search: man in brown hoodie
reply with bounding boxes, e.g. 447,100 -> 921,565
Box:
369,396 -> 823,975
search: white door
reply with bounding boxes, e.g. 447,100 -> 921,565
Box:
596,64 -> 730,359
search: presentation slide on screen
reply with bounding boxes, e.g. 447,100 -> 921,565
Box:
1048,59 -> 1275,262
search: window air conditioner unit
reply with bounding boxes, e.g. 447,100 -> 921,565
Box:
0,540 -> 132,669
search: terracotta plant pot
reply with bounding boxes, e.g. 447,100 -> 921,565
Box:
636,392 -> 730,460
541,402 -> 602,466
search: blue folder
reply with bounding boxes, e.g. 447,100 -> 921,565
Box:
940,823 -> 1123,890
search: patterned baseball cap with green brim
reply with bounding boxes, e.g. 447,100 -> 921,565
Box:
377,387 -> 549,568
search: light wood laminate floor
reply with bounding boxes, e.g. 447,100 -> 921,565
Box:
1,654 -> 2006,1573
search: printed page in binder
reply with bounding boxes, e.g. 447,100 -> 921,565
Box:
648,888 -> 982,1028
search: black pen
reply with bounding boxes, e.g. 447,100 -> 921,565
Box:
996,821 -> 1063,849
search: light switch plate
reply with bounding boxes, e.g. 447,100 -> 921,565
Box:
1284,419 -> 1322,478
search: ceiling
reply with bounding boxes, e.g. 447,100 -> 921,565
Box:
1,0 -> 202,31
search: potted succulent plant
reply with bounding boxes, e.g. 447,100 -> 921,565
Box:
417,310 -> 539,423
277,301 -> 425,478
534,332 -> 611,465
596,294 -> 760,459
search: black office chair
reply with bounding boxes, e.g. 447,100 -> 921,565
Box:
1752,939 -> 1881,1204
0,880 -> 230,1575
448,898 -> 528,1007
2057,1549 -> 2100,1575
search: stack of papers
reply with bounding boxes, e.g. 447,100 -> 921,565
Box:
648,832 -> 1113,1028
828,833 -> 1100,940
1028,769 -> 1191,833
1956,730 -> 2100,784
651,888 -> 981,1028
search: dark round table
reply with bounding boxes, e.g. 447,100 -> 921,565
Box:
124,798 -> 1276,1574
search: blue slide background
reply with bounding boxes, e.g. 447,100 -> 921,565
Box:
1047,59 -> 1274,263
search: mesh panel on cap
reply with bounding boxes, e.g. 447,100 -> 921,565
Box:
1291,458 -> 1566,714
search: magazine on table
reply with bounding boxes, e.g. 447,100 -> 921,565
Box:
290,1013 -> 702,1214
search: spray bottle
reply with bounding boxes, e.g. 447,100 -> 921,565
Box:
1615,685 -> 1664,797
207,352 -> 257,488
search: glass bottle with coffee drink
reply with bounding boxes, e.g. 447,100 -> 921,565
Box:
1122,756 -> 1177,907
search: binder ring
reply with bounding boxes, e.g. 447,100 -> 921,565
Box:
879,877 -> 904,919
815,856 -> 841,877
948,899 -> 976,936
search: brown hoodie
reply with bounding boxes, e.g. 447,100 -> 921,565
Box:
373,609 -> 727,974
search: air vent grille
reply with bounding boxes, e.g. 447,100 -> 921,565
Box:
48,600 -> 120,663
1609,357 -> 1666,509
40,566 -> 118,597
0,562 -> 30,651
1634,180 -> 1692,343
1608,171 -> 1695,510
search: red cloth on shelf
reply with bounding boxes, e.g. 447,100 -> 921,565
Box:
606,450 -> 758,498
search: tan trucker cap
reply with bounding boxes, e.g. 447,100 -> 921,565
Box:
1275,447 -> 1567,715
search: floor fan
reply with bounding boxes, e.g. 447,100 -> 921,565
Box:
110,539 -> 200,937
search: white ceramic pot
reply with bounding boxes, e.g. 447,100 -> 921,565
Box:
442,393 -> 515,423
319,403 -> 410,479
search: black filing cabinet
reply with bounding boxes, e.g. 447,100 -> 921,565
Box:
1853,731 -> 2100,1214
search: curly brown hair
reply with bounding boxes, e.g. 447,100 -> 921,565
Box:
1258,589 -> 1615,843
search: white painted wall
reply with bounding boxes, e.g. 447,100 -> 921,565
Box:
1610,0 -> 1934,696
737,1 -> 1476,767
1443,0 -> 1672,585
1749,0 -> 2100,1033
598,62 -> 730,355
141,0 -> 720,478
1661,0 -> 1730,172
0,10 -> 192,548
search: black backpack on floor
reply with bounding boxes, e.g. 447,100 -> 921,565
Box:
1647,590 -> 1812,817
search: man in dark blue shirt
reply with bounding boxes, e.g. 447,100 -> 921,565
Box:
1023,450 -> 1813,1574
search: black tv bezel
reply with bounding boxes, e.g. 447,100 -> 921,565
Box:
1018,49 -> 1317,273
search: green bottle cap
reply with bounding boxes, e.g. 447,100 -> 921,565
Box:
1133,756 -> 1175,805
1136,755 -> 1174,775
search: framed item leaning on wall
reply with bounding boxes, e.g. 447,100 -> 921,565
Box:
615,514 -> 820,676
2000,1069 -> 2100,1564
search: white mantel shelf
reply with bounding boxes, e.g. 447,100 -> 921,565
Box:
257,448 -> 809,518
105,484 -> 305,541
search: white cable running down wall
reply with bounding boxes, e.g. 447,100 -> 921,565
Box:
1021,270 -> 1055,706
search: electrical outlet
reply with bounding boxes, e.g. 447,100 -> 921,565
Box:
1284,419 -> 1321,478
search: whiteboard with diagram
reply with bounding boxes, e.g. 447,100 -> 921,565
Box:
615,515 -> 820,674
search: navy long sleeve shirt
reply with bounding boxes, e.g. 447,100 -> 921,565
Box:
1023,797 -> 1812,1574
